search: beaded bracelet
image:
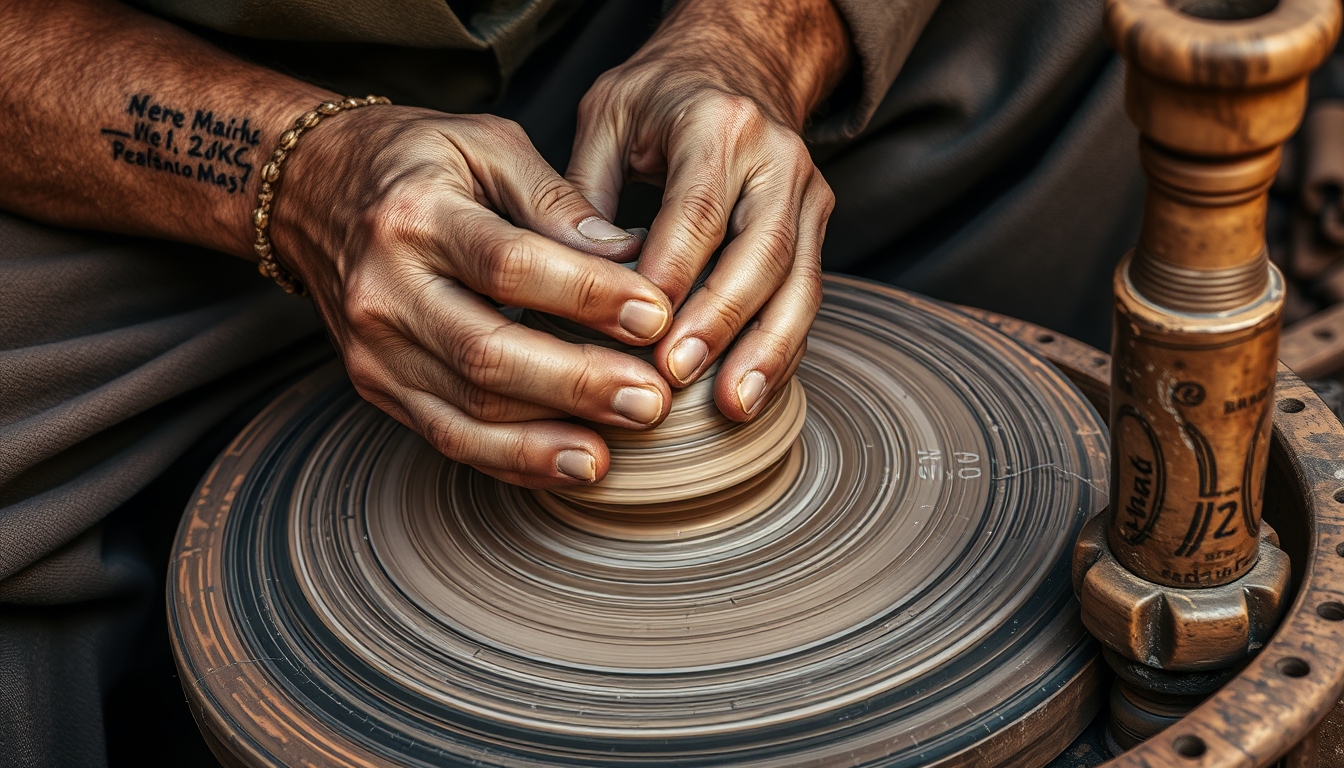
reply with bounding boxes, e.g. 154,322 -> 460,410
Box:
252,95 -> 392,296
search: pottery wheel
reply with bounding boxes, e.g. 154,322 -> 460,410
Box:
170,276 -> 1109,767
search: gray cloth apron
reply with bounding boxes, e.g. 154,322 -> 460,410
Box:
0,0 -> 1140,765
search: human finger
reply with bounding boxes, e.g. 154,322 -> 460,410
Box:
633,106 -> 745,313
418,199 -> 673,345
712,173 -> 830,421
394,387 -> 611,488
391,277 -> 673,430
352,336 -> 566,423
455,114 -> 641,261
564,84 -> 628,223
654,151 -> 807,386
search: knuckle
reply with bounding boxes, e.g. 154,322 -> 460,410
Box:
700,284 -> 751,338
797,241 -> 824,276
675,182 -> 728,247
510,430 -> 539,473
756,328 -> 795,364
757,223 -> 797,271
765,132 -> 814,178
568,270 -> 606,320
476,113 -> 522,137
797,259 -> 825,310
567,346 -> 602,408
354,384 -> 393,415
459,327 -> 513,389
711,93 -> 763,131
421,414 -> 463,460
578,78 -> 616,118
343,353 -> 410,422
360,193 -> 434,250
780,130 -> 809,158
652,251 -> 705,299
460,385 -> 501,420
792,155 -> 818,182
480,234 -> 536,302
813,173 -> 836,213
464,114 -> 528,153
531,175 -> 579,219
341,279 -> 388,331
820,186 -> 837,215
342,347 -> 384,395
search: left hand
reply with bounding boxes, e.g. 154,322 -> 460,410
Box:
565,0 -> 851,421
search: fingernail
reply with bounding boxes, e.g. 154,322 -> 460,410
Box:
619,299 -> 667,340
737,370 -> 768,415
613,386 -> 663,425
556,449 -> 596,482
668,337 -> 709,384
578,216 -> 633,242
625,227 -> 648,239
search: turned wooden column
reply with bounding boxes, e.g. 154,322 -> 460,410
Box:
1075,0 -> 1341,752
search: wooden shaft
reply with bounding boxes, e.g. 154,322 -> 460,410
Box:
1104,0 -> 1340,587
1130,144 -> 1276,310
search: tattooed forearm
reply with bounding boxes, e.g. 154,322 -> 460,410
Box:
99,93 -> 259,194
0,0 -> 333,256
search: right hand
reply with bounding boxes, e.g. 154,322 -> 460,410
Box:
270,106 -> 676,488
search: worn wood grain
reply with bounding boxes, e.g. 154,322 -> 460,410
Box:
1281,303 -> 1344,379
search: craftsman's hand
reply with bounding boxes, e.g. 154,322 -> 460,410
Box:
271,107 -> 676,487
566,0 -> 851,421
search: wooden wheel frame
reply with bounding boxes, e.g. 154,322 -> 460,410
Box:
167,278 -> 1344,767
170,278 -> 1114,768
974,309 -> 1344,767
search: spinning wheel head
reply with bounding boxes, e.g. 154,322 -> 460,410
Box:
171,278 -> 1110,767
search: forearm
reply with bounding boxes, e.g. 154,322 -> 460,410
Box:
0,0 -> 335,257
640,0 -> 853,131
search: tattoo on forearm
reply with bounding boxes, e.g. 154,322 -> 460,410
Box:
98,94 -> 259,194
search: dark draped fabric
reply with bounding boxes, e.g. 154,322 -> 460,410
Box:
0,0 -> 1141,765
0,220 -> 333,766
822,0 -> 1141,346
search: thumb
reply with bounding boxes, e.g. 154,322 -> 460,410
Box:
460,115 -> 642,261
513,158 -> 644,261
564,101 -> 627,230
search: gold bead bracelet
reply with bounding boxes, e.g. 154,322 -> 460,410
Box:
252,95 -> 392,296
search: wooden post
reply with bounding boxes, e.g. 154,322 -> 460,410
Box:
1106,0 -> 1340,587
1076,0 -> 1341,751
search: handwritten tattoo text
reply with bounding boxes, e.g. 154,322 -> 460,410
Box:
99,94 -> 259,194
